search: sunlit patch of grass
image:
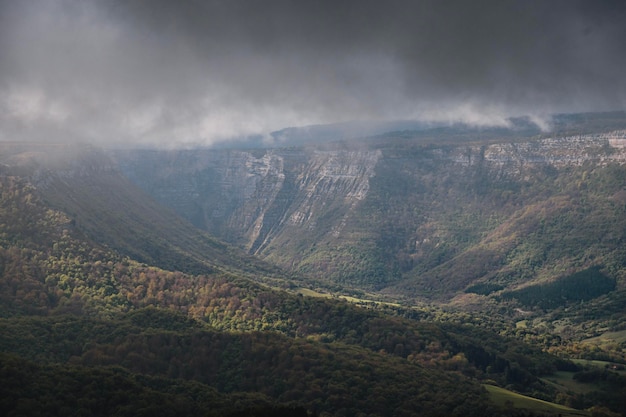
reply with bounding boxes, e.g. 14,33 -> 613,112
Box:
582,329 -> 626,345
572,358 -> 626,376
484,384 -> 589,416
296,288 -> 333,298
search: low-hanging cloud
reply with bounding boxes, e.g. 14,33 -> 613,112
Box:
1,0 -> 625,147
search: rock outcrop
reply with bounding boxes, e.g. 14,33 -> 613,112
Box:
116,148 -> 382,252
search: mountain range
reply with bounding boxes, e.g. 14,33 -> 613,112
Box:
1,112 -> 626,416
115,114 -> 626,301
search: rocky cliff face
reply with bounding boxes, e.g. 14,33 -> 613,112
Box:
114,130 -> 626,296
116,147 -> 382,249
0,142 -> 284,280
450,131 -> 626,169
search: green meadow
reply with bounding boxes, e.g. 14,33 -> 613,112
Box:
484,384 -> 589,417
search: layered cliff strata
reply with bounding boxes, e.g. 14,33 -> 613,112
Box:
116,148 -> 382,253
451,131 -> 626,169
114,130 -> 626,291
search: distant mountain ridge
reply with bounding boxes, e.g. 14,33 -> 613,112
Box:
211,111 -> 626,149
114,123 -> 626,302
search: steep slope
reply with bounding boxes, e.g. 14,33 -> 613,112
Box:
115,127 -> 626,299
0,142 -> 286,283
116,147 -> 380,248
382,133 -> 626,298
115,146 -> 388,290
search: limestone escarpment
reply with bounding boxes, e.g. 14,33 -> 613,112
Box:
116,148 -> 382,253
114,130 -> 626,294
450,131 -> 626,170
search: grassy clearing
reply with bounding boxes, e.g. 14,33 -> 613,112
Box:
542,371 -> 597,394
295,288 -> 402,306
572,358 -> 626,375
516,320 -> 528,329
484,384 -> 589,417
296,288 -> 333,298
582,329 -> 626,345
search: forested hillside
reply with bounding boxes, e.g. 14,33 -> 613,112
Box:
0,143 -> 564,416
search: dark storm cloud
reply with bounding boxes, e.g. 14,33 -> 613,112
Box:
1,0 -> 625,147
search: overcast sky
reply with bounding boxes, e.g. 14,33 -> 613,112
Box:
1,0 -> 625,148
